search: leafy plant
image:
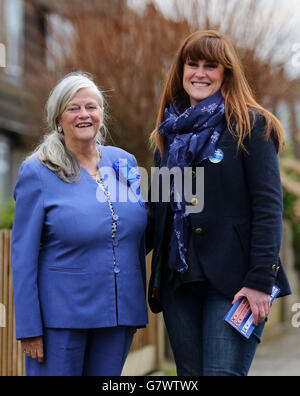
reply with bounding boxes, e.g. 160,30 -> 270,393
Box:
292,222 -> 300,272
0,201 -> 15,230
283,189 -> 300,271
283,190 -> 298,220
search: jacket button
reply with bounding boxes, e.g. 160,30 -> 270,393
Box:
272,265 -> 276,270
276,266 -> 280,272
195,228 -> 203,234
191,197 -> 198,206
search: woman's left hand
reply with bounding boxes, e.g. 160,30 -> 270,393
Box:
232,287 -> 271,326
21,336 -> 44,363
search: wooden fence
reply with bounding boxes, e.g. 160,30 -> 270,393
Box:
0,230 -> 25,376
0,230 -> 162,376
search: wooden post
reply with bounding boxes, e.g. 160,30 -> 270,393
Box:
0,230 -> 25,376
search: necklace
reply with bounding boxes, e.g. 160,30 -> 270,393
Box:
89,148 -> 101,179
91,170 -> 101,180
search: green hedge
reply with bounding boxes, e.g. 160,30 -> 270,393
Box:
283,189 -> 300,271
0,201 -> 15,230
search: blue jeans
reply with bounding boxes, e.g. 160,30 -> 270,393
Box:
160,280 -> 265,376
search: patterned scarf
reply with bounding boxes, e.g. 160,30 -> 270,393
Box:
158,90 -> 226,273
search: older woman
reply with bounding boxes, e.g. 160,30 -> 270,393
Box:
147,30 -> 291,376
11,72 -> 148,376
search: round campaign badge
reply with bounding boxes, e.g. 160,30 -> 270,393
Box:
209,148 -> 224,164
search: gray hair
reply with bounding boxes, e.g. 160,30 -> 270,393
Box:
27,71 -> 107,183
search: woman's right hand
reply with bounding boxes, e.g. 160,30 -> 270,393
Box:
232,287 -> 271,326
21,336 -> 44,364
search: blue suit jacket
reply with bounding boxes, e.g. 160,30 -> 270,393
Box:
147,114 -> 291,313
11,145 -> 148,339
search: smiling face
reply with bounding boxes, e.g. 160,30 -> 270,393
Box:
58,87 -> 103,147
183,59 -> 225,106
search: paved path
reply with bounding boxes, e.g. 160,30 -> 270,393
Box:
249,327 -> 300,376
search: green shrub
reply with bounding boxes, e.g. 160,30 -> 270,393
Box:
283,189 -> 300,271
0,201 -> 15,230
292,222 -> 300,271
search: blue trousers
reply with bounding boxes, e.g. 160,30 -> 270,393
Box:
161,280 -> 265,376
25,326 -> 135,376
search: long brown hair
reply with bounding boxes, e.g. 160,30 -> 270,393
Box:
150,30 -> 284,154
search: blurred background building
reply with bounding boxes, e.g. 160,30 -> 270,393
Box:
0,0 -> 300,198
1,0 -> 300,375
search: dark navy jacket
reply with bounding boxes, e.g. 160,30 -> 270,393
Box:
147,114 -> 291,314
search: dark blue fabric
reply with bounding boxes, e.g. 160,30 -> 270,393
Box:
147,113 -> 291,315
158,91 -> 226,273
159,91 -> 225,169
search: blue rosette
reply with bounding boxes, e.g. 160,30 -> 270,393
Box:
112,159 -> 146,208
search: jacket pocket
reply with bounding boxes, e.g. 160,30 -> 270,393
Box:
47,267 -> 85,274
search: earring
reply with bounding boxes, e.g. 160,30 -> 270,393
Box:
57,125 -> 63,133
